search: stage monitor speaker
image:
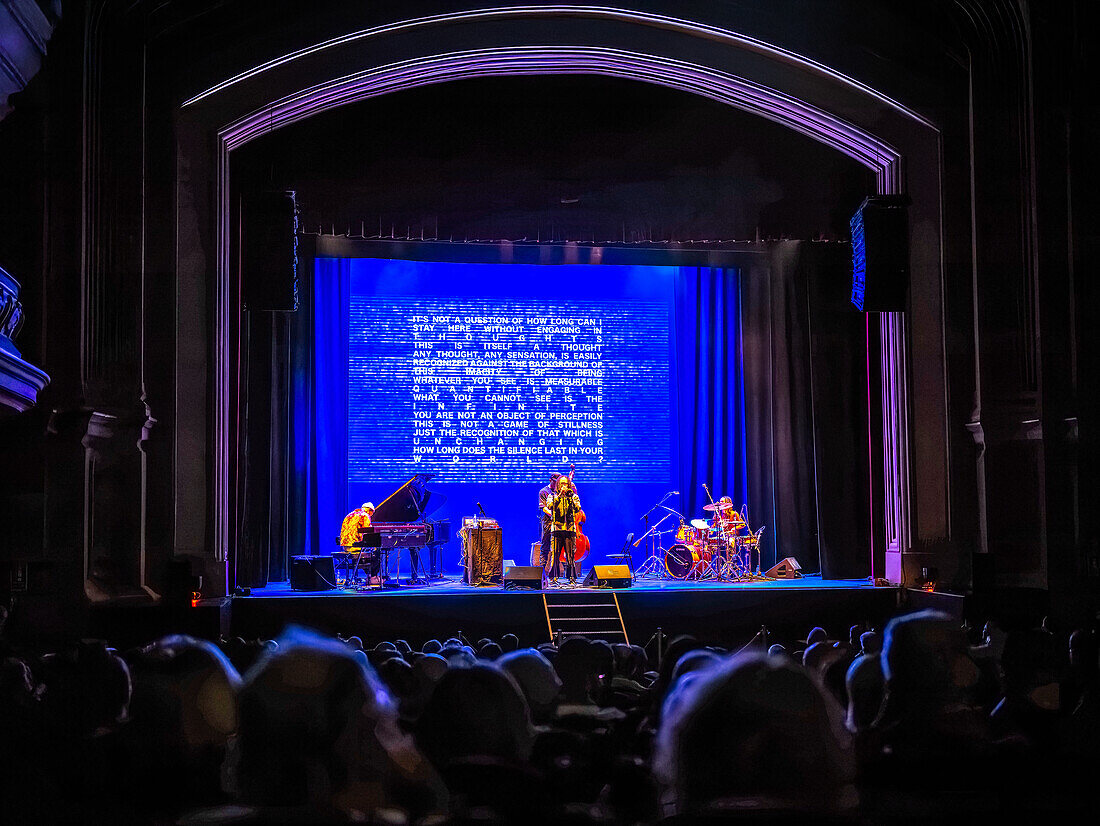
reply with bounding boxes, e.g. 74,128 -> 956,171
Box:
242,190 -> 299,312
764,557 -> 803,579
503,565 -> 546,590
289,555 -> 336,591
850,195 -> 910,312
583,564 -> 632,588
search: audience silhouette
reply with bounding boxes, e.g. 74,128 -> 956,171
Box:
1,607 -> 1097,823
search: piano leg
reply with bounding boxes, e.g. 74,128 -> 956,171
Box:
408,547 -> 424,584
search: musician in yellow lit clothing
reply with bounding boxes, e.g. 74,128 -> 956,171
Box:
340,502 -> 375,548
338,502 -> 375,586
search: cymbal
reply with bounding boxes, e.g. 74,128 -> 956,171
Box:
702,503 -> 720,512
690,518 -> 711,530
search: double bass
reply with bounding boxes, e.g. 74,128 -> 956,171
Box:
560,463 -> 590,564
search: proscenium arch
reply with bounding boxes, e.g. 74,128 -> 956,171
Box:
219,48 -> 903,188
194,28 -> 925,582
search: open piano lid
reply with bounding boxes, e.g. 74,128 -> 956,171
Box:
371,474 -> 446,523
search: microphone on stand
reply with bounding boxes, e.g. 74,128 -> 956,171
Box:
476,501 -> 487,517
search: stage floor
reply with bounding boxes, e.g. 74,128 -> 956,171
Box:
233,574 -> 898,648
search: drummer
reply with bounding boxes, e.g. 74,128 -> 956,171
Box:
709,496 -> 745,545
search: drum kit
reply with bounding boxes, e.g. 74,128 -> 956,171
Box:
634,488 -> 767,582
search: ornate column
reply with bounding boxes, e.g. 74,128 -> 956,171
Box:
77,1 -> 157,601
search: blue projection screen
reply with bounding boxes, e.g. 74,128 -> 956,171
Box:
347,260 -> 674,486
336,256 -> 679,569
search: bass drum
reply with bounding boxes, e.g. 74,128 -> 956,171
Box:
665,543 -> 699,579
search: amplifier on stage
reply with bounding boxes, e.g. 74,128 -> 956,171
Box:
462,520 -> 503,586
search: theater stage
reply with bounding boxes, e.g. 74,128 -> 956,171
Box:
230,575 -> 901,649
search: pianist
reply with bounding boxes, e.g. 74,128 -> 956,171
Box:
340,502 -> 375,548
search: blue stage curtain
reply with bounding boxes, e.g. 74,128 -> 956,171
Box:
300,257 -> 351,555
673,266 -> 751,528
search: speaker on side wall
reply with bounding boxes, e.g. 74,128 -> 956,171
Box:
764,557 -> 803,580
503,565 -> 546,590
850,194 -> 910,312
583,564 -> 632,588
242,190 -> 299,312
289,556 -> 336,591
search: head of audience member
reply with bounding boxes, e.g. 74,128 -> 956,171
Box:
344,636 -> 364,651
803,641 -> 844,675
378,656 -> 418,711
655,635 -> 701,695
671,650 -> 721,684
370,646 -> 405,669
767,643 -> 787,658
849,625 -> 864,648
977,619 -> 1008,659
0,657 -> 41,731
479,641 -> 502,661
501,633 -> 520,653
805,626 -> 829,646
1068,629 -> 1098,680
124,635 -> 241,806
231,626 -> 443,818
661,652 -> 726,726
859,631 -> 882,658
497,648 -> 563,722
655,652 -> 853,815
612,643 -> 644,683
422,639 -> 442,655
375,641 -> 397,653
394,639 -> 412,655
414,652 -> 449,683
441,645 -> 477,669
37,639 -> 131,738
845,653 -> 886,734
555,637 -> 611,704
415,663 -> 534,767
878,610 -> 985,755
882,611 -> 980,707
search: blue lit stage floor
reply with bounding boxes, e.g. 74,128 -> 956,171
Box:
234,575 -> 900,647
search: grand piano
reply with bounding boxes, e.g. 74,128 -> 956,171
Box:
354,474 -> 451,583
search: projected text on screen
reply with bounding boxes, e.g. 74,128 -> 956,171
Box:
348,294 -> 670,484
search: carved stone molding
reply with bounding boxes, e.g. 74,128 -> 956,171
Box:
0,265 -> 49,414
0,0 -> 57,121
